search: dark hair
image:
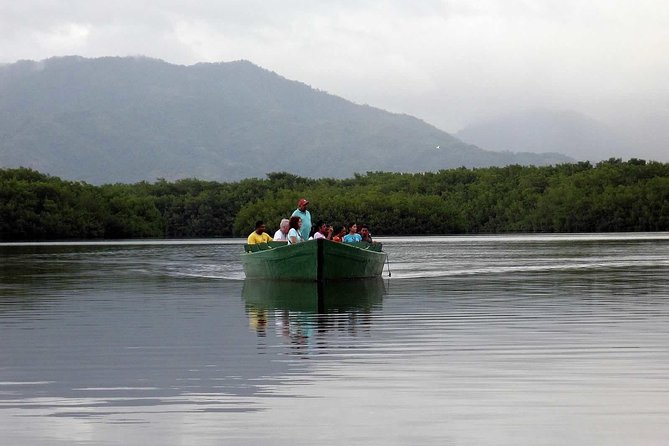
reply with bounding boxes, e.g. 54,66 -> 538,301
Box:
360,224 -> 369,230
255,220 -> 264,229
289,216 -> 301,230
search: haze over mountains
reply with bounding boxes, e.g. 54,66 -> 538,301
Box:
456,109 -> 636,162
0,56 -> 576,184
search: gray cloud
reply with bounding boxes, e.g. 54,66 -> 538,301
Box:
1,0 -> 667,160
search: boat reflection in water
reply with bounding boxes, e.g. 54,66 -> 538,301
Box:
242,278 -> 386,350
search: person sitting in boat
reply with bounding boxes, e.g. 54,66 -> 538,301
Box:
359,224 -> 373,243
247,220 -> 273,244
308,223 -> 317,240
342,222 -> 362,243
287,216 -> 304,245
313,221 -> 333,240
291,198 -> 311,242
273,218 -> 290,242
332,225 -> 347,243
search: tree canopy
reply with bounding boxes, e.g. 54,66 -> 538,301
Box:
2,159 -> 668,241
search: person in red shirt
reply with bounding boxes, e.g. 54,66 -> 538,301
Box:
332,225 -> 347,243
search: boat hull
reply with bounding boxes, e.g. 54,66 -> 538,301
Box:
241,239 -> 387,281
242,278 -> 386,312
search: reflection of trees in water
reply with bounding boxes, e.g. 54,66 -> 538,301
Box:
0,243 -> 223,315
243,279 -> 385,353
0,245 -> 114,314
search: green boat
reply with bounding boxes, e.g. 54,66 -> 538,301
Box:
242,277 -> 386,313
241,238 -> 387,281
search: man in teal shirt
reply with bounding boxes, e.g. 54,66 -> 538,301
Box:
291,198 -> 311,242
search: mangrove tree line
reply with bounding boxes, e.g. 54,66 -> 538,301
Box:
1,159 -> 668,241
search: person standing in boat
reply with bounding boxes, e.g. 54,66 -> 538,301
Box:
247,220 -> 273,244
291,198 -> 311,242
273,218 -> 290,242
343,222 -> 362,243
287,216 -> 305,245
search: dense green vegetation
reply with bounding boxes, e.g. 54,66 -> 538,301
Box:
2,159 -> 668,241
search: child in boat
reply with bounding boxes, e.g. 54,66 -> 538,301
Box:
342,222 -> 362,243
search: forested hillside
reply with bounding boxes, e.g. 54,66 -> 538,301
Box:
2,159 -> 668,241
0,56 -> 569,183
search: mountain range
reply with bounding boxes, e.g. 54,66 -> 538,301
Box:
456,109 -> 634,162
0,56 -> 571,184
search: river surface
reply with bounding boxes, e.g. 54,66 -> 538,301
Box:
1,234 -> 669,445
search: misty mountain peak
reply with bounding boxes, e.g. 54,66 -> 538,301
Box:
0,57 -> 570,183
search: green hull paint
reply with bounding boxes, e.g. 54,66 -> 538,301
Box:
241,239 -> 387,281
242,277 -> 386,312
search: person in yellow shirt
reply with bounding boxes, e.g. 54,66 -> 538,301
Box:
247,220 -> 273,244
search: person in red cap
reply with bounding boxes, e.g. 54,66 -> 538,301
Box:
291,198 -> 311,242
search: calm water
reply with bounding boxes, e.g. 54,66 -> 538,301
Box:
1,234 -> 669,445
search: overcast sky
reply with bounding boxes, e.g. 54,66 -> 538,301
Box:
2,0 -> 668,158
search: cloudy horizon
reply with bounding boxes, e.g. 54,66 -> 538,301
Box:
2,0 -> 668,160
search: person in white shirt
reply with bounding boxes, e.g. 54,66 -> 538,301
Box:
273,218 -> 290,242
287,216 -> 304,245
312,220 -> 333,240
